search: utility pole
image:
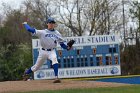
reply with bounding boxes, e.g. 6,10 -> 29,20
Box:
122,0 -> 126,47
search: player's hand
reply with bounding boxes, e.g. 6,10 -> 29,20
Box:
67,40 -> 75,51
22,22 -> 28,25
67,46 -> 71,51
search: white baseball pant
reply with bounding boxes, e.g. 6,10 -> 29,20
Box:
31,49 -> 58,72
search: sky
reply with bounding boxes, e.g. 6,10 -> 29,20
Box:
0,0 -> 24,9
0,0 -> 140,5
0,0 -> 25,14
0,0 -> 140,8
0,0 -> 24,5
0,0 -> 140,17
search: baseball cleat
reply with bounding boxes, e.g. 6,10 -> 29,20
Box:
22,69 -> 30,81
22,74 -> 29,81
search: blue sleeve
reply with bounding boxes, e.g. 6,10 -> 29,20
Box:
23,24 -> 35,33
60,42 -> 68,49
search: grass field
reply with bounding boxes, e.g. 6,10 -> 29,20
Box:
15,85 -> 140,93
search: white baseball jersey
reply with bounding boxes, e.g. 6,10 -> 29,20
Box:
31,29 -> 64,71
34,29 -> 65,49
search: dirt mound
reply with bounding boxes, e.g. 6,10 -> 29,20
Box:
0,79 -> 130,93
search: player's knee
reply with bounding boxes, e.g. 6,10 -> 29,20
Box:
52,58 -> 58,65
31,66 -> 40,72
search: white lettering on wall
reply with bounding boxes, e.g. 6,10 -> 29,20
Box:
34,65 -> 121,79
32,35 -> 120,49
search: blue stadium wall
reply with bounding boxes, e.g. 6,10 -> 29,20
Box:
32,35 -> 121,79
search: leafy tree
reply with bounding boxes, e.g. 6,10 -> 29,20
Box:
0,44 -> 32,81
0,5 -> 33,81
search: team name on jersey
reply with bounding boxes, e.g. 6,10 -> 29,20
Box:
45,34 -> 59,39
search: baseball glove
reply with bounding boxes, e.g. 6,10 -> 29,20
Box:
67,40 -> 75,50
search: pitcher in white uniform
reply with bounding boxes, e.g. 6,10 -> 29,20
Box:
22,17 -> 70,83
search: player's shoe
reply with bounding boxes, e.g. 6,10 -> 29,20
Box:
53,78 -> 61,83
22,74 -> 30,81
22,69 -> 30,81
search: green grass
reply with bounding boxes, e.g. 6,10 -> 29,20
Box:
15,85 -> 140,93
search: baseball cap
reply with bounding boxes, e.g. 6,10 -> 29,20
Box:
46,17 -> 56,23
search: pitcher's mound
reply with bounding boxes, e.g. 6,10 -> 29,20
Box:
0,79 -> 130,93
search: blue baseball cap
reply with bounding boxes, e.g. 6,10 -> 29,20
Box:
46,17 -> 56,23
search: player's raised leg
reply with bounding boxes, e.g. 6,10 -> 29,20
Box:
23,49 -> 47,81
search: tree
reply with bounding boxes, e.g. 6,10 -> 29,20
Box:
0,2 -> 33,81
129,1 -> 140,46
55,0 -> 124,36
120,0 -> 140,75
19,0 -> 126,36
22,0 -> 57,29
0,44 -> 32,81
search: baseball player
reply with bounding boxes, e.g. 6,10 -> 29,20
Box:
22,17 -> 74,83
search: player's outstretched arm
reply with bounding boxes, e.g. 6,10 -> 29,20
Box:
22,22 -> 35,33
60,42 -> 72,51
60,42 -> 68,50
